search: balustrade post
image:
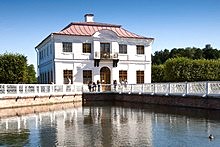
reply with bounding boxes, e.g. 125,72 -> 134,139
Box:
39,86 -> 41,95
154,83 -> 156,94
63,85 -> 66,93
4,84 -> 7,95
185,82 -> 188,95
142,84 -> 144,93
206,81 -> 210,96
16,84 -> 19,95
34,85 -> 37,95
168,83 -> 171,95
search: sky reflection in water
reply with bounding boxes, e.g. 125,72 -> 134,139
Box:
0,102 -> 220,146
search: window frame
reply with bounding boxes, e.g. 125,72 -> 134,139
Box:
119,44 -> 127,54
136,70 -> 144,84
83,43 -> 91,53
83,70 -> 92,84
62,42 -> 72,52
100,43 -> 110,52
136,45 -> 145,54
119,70 -> 127,82
63,70 -> 73,84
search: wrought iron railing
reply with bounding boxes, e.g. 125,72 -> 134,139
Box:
94,51 -> 118,59
0,81 -> 220,98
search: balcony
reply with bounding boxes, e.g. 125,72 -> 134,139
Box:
94,51 -> 118,59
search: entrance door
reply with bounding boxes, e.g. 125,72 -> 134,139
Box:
100,67 -> 111,91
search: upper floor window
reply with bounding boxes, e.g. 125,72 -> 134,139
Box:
136,45 -> 144,54
83,43 -> 91,53
63,42 -> 72,52
100,43 -> 110,52
119,44 -> 127,54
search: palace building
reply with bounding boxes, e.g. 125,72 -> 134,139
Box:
35,14 -> 154,85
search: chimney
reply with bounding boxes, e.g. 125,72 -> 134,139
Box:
84,14 -> 94,22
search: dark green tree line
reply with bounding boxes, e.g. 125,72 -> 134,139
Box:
0,53 -> 37,84
152,45 -> 220,65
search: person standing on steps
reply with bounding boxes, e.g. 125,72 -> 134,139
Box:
113,80 -> 117,91
97,80 -> 101,92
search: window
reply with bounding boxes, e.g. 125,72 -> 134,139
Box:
119,44 -> 127,54
63,42 -> 72,52
100,43 -> 110,52
83,70 -> 92,84
63,70 -> 73,84
136,45 -> 144,54
119,70 -> 127,82
136,71 -> 144,84
100,43 -> 110,58
83,43 -> 91,53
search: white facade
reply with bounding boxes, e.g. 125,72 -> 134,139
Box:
35,15 -> 154,85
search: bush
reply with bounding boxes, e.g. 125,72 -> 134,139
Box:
152,64 -> 165,82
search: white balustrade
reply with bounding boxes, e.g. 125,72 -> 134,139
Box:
0,82 -> 220,98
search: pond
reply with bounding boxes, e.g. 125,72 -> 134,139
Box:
0,102 -> 220,147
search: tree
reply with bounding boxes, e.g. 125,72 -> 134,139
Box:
152,64 -> 165,82
27,64 -> 37,83
0,53 -> 37,84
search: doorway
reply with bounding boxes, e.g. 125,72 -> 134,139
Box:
100,67 -> 111,91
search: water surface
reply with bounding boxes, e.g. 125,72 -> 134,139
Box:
0,102 -> 220,147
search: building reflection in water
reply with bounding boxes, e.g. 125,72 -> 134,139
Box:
1,102 -> 220,146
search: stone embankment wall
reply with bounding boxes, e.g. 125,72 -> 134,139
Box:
0,102 -> 82,118
0,94 -> 81,109
83,93 -> 220,110
1,93 -> 220,110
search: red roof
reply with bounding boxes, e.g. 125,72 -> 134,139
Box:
54,22 -> 153,40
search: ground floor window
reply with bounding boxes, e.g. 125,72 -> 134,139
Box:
119,70 -> 127,83
83,70 -> 92,84
136,71 -> 144,84
63,70 -> 73,84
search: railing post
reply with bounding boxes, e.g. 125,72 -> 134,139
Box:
63,85 -> 66,93
185,82 -> 188,95
142,84 -> 144,93
81,85 -> 84,93
154,83 -> 156,93
4,84 -> 7,95
39,85 -> 41,95
206,81 -> 209,96
34,85 -> 37,95
16,84 -> 19,95
168,83 -> 171,95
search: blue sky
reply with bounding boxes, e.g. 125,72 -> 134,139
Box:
0,0 -> 220,68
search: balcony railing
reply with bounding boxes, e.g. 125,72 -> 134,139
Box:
94,51 -> 118,59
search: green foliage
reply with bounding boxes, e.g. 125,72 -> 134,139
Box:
0,53 -> 37,84
152,46 -> 220,65
163,57 -> 220,82
164,57 -> 192,82
27,64 -> 37,83
152,64 -> 165,83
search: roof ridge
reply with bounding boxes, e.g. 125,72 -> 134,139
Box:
62,22 -> 121,30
